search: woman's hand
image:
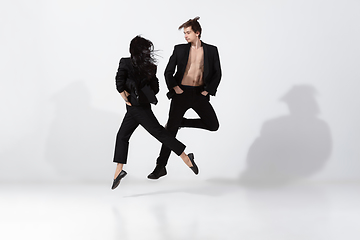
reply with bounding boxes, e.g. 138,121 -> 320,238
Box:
120,91 -> 132,106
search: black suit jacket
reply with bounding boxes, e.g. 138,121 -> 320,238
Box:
115,57 -> 159,105
164,42 -> 221,99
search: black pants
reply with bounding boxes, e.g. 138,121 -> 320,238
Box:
156,85 -> 219,166
113,104 -> 186,164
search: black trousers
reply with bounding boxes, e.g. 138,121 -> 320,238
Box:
113,104 -> 186,164
156,85 -> 219,166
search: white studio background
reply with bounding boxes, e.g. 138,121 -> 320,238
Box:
1,0 -> 359,183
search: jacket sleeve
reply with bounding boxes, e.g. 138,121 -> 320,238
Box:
150,66 -> 160,95
115,58 -> 127,93
164,46 -> 179,90
204,46 -> 222,96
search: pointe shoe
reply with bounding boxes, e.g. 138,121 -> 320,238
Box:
188,153 -> 198,175
111,170 -> 127,190
147,165 -> 167,179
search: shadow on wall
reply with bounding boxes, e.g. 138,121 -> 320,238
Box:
240,85 -> 332,184
46,81 -> 120,182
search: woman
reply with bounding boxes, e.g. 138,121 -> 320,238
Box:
112,36 -> 198,190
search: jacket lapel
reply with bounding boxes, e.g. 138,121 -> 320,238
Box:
180,43 -> 191,74
202,42 -> 209,80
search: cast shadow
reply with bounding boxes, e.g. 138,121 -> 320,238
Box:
239,85 -> 332,185
45,81 -> 120,182
122,183 -> 229,198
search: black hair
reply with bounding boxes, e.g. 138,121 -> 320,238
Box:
129,36 -> 157,79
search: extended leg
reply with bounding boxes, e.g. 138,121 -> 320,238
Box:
156,94 -> 189,166
112,109 -> 137,189
113,109 -> 139,164
131,104 -> 186,155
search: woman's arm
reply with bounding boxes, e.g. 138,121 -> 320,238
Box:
115,58 -> 132,106
150,66 -> 160,95
120,90 -> 131,106
115,58 -> 128,94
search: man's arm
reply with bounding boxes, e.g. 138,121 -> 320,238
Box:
164,46 -> 180,91
204,46 -> 222,96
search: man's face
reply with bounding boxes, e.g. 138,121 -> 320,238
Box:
184,27 -> 199,43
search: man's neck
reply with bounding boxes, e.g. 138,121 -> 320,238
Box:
191,39 -> 202,49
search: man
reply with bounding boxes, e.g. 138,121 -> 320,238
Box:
148,16 -> 222,179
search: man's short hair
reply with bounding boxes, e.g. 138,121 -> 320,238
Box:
178,16 -> 202,38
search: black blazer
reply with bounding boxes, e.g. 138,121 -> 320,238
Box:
115,57 -> 159,105
164,42 -> 222,99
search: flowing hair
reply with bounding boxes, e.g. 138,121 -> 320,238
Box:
129,36 -> 157,79
178,16 -> 202,38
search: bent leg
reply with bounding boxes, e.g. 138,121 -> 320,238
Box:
182,95 -> 219,131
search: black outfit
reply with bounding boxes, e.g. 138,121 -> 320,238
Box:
156,42 -> 222,167
113,57 -> 186,164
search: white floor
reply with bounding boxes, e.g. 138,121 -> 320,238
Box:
1,179 -> 360,240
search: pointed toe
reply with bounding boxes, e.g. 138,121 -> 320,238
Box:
188,153 -> 198,175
